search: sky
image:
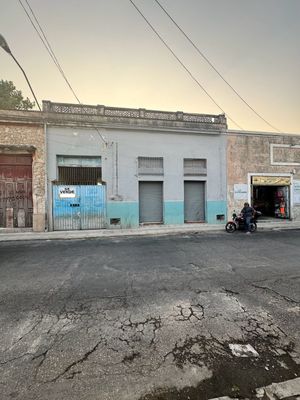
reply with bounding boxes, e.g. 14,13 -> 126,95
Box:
1,0 -> 300,133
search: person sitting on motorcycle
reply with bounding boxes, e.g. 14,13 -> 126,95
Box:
241,202 -> 254,234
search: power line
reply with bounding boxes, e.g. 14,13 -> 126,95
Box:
23,0 -> 81,104
18,0 -> 107,144
128,0 -> 243,130
154,0 -> 282,133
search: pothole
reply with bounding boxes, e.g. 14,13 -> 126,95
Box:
139,337 -> 300,400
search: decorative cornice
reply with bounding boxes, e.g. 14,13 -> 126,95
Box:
0,102 -> 228,134
42,101 -> 227,133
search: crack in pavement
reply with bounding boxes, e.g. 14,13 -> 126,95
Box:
252,284 -> 300,305
4,312 -> 44,353
174,304 -> 205,322
0,351 -> 33,366
119,315 -> 162,346
163,334 -> 231,369
44,338 -> 105,383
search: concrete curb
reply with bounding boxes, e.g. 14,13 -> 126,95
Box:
208,377 -> 300,400
260,377 -> 300,400
0,221 -> 300,242
0,224 -> 222,242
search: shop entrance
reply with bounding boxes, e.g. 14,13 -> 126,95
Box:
251,176 -> 290,219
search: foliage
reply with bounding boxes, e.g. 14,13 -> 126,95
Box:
0,80 -> 35,110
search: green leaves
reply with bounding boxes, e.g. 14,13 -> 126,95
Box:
0,80 -> 35,110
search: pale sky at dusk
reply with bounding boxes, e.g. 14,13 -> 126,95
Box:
1,0 -> 300,133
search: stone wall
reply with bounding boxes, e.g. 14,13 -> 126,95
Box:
227,132 -> 300,220
0,110 -> 45,231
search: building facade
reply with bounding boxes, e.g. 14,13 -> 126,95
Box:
227,131 -> 300,221
0,110 -> 46,231
44,101 -> 228,231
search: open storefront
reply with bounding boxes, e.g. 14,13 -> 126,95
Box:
251,176 -> 291,219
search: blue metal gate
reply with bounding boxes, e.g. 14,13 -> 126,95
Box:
52,184 -> 106,230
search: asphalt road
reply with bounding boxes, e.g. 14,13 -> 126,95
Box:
0,230 -> 299,400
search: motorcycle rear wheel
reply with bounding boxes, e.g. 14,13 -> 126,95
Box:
225,222 -> 236,233
250,222 -> 257,232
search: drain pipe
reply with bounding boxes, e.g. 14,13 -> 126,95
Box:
43,121 -> 48,231
115,142 -> 119,196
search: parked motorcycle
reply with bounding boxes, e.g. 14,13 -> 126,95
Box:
225,210 -> 262,233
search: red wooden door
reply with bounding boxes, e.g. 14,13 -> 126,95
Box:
0,155 -> 33,228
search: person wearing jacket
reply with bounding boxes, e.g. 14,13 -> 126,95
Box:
241,202 -> 254,234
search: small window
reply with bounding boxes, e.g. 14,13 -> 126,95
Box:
138,157 -> 163,175
184,158 -> 207,176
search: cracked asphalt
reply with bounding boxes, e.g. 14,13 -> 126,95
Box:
0,230 -> 299,400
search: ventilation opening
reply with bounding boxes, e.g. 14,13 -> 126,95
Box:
216,214 -> 225,221
110,218 -> 121,225
138,157 -> 164,175
184,158 -> 207,176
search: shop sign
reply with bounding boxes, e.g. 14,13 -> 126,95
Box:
59,186 -> 76,198
252,176 -> 291,186
293,180 -> 300,205
234,184 -> 248,200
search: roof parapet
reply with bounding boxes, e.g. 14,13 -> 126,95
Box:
42,101 -> 227,132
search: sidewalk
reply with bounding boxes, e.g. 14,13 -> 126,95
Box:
0,219 -> 300,242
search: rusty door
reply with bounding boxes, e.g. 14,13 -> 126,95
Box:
0,154 -> 33,228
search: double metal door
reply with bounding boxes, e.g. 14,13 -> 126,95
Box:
52,184 -> 106,230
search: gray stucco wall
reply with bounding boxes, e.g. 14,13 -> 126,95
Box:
47,125 -> 227,229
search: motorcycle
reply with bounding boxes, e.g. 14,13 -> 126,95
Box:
225,210 -> 262,233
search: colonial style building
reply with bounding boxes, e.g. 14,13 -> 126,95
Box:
43,101 -> 228,231
0,110 -> 46,231
227,130 -> 300,221
3,103 -> 298,234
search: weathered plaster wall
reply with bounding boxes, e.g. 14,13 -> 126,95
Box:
0,112 -> 45,231
47,125 -> 227,229
227,132 -> 300,220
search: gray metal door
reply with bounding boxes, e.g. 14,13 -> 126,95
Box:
184,181 -> 205,222
139,182 -> 163,223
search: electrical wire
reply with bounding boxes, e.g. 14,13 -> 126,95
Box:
129,0 -> 243,130
20,0 -> 243,132
18,0 -> 107,144
23,0 -> 81,104
154,0 -> 282,133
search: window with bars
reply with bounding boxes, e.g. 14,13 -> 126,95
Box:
57,166 -> 102,184
56,156 -> 102,184
138,157 -> 164,175
184,158 -> 207,176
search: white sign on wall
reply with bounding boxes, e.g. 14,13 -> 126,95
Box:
293,180 -> 300,204
234,184 -> 248,200
59,187 -> 76,198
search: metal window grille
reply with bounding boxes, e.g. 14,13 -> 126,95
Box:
58,167 -> 102,184
184,159 -> 207,176
138,157 -> 164,175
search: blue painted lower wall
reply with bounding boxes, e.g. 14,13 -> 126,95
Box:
164,201 -> 184,224
107,200 -> 227,227
107,202 -> 139,228
206,201 -> 227,224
